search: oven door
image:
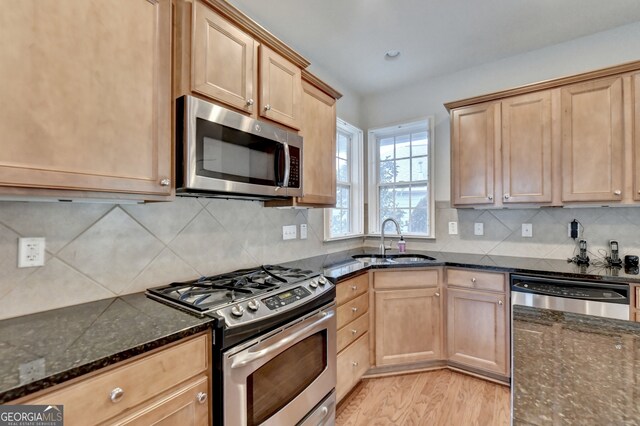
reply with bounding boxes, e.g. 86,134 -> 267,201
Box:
223,304 -> 336,426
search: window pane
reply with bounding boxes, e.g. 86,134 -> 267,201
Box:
379,138 -> 394,160
342,186 -> 350,210
337,133 -> 349,160
412,157 -> 428,182
396,158 -> 410,182
410,185 -> 428,208
379,187 -> 395,220
379,160 -> 395,183
409,207 -> 428,234
337,159 -> 348,182
331,209 -> 342,235
411,132 -> 428,156
395,134 -> 411,158
340,209 -> 350,234
397,209 -> 410,233
395,187 -> 410,208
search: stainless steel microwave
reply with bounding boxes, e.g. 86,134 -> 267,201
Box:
176,95 -> 303,199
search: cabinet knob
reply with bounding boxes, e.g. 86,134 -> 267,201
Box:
264,104 -> 271,111
351,307 -> 358,313
351,329 -> 358,335
196,392 -> 208,404
614,190 -> 622,196
351,285 -> 358,291
435,292 -> 440,297
110,387 -> 124,403
160,178 -> 171,187
471,277 -> 477,283
488,195 -> 493,201
504,194 -> 510,200
246,98 -> 254,106
498,300 -> 504,305
352,361 -> 359,367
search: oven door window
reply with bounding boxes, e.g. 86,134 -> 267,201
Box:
247,330 -> 327,426
195,118 -> 286,186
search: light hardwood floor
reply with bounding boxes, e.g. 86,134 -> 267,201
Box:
336,369 -> 511,426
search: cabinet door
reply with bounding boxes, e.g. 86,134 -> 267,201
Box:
561,76 -> 624,202
192,0 -> 256,113
259,45 -> 302,130
297,80 -> 336,205
114,376 -> 210,426
634,73 -> 640,201
447,288 -> 509,376
451,103 -> 497,205
0,0 -> 172,197
375,288 -> 442,366
502,91 -> 553,203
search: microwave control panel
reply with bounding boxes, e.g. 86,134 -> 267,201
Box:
263,286 -> 311,310
288,147 -> 300,188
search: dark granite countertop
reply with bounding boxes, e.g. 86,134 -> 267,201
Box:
512,305 -> 640,425
0,293 -> 214,403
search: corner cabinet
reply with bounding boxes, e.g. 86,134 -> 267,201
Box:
372,269 -> 443,367
0,0 -> 172,200
11,333 -> 212,426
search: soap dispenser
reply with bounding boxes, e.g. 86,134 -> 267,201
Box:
397,236 -> 406,253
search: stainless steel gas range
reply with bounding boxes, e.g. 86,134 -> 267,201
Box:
147,265 -> 336,426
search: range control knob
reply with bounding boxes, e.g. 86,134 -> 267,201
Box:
230,305 -> 245,317
247,299 -> 260,312
309,279 -> 318,289
318,276 -> 328,286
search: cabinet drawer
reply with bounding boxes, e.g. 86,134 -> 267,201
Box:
337,293 -> 368,329
337,273 -> 368,305
446,268 -> 505,293
374,269 -> 439,289
24,334 -> 208,425
336,332 -> 370,402
337,313 -> 369,353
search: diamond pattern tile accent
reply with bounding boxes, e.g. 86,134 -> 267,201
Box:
125,248 -> 200,294
58,207 -> 164,294
123,197 -> 203,244
0,223 -> 39,298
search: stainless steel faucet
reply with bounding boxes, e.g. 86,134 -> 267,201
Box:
379,218 -> 401,256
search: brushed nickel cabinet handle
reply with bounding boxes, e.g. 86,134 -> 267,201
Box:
351,307 -> 358,313
196,392 -> 208,404
351,285 -> 358,291
488,195 -> 493,201
110,387 -> 124,403
160,178 -> 171,187
246,99 -> 254,106
352,361 -> 359,367
504,194 -> 510,200
435,292 -> 440,297
351,329 -> 358,335
264,104 -> 271,111
498,300 -> 504,305
614,190 -> 622,196
471,277 -> 477,283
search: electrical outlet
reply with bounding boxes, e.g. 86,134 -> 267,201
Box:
522,223 -> 533,238
18,237 -> 45,268
19,358 -> 45,385
474,223 -> 484,236
300,224 -> 308,240
282,225 -> 297,240
448,222 -> 458,235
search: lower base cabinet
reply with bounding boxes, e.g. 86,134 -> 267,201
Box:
336,332 -> 370,402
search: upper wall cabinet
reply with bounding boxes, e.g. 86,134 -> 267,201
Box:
0,0 -> 172,200
177,0 -> 306,130
561,77 -> 624,203
446,60 -> 640,208
451,103 -> 497,206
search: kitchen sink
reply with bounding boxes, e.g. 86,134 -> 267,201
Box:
351,253 -> 436,264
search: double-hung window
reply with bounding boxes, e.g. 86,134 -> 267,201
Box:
368,118 -> 434,237
324,119 -> 364,240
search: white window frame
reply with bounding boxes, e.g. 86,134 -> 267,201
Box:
367,117 -> 435,238
324,118 -> 364,241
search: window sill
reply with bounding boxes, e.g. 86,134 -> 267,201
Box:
324,234 -> 365,242
366,233 -> 435,240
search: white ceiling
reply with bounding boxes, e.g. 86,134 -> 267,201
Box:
227,0 -> 640,96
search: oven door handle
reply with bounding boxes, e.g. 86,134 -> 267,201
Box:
230,309 -> 334,369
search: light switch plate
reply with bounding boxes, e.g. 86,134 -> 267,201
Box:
474,223 -> 484,236
300,224 -> 308,240
282,225 -> 297,240
522,223 -> 533,238
18,237 -> 45,268
448,222 -> 458,235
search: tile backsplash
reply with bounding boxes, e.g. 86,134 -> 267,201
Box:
2,198 -> 640,320
0,198 -> 362,320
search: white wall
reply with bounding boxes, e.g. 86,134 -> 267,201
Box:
307,62 -> 363,128
361,21 -> 640,201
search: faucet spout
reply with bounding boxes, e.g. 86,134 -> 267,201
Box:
379,218 -> 401,256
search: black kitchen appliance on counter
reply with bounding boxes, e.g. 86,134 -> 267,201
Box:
147,265 -> 336,426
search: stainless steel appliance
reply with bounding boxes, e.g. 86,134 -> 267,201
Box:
176,95 -> 303,199
147,265 -> 336,426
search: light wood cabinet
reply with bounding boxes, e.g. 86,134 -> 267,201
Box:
451,103 -> 497,206
374,287 -> 442,366
14,333 -> 211,426
561,76 -> 624,202
501,91 -> 553,204
446,288 -> 509,377
335,273 -> 370,402
192,0 -> 256,113
259,45 -> 302,130
634,73 -> 640,201
0,0 -> 172,199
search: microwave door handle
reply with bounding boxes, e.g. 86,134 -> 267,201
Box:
230,309 -> 334,369
282,143 -> 291,187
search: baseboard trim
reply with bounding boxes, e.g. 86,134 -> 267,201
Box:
360,361 -> 511,385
